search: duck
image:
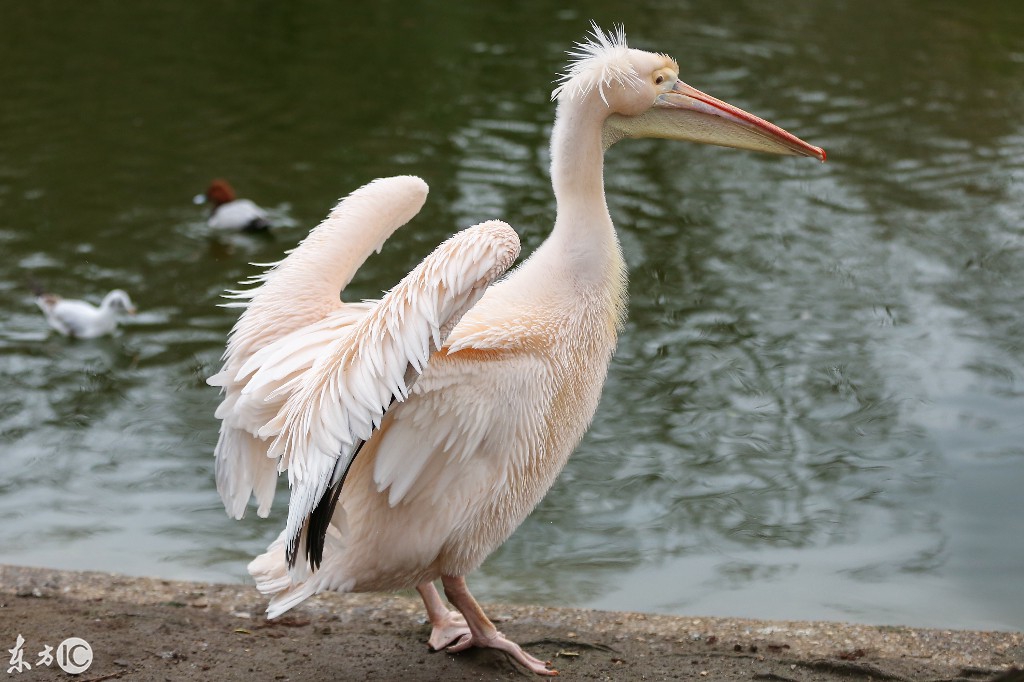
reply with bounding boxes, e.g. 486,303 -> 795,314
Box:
35,289 -> 136,339
194,179 -> 271,232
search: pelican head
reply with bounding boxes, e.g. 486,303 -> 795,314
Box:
553,24 -> 825,161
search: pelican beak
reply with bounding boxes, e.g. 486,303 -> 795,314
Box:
605,80 -> 826,161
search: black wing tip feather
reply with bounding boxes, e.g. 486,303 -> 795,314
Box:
285,440 -> 365,572
304,475 -> 344,570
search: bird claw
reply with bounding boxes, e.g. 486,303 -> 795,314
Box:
446,629 -> 558,676
427,611 -> 471,651
445,632 -> 474,652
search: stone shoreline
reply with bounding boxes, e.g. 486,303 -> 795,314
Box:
2,564 -> 1022,680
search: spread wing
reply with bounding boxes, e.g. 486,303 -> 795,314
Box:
252,220 -> 521,569
208,176 -> 429,519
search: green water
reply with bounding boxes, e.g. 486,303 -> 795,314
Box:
2,2 -> 1023,631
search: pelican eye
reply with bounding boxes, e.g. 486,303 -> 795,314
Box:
655,74 -> 665,85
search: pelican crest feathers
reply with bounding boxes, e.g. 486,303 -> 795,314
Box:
551,22 -> 644,105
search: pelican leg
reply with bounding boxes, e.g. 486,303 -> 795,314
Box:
416,581 -> 470,650
441,575 -> 557,676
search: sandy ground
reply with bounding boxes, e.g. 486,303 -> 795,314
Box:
1,565 -> 1022,681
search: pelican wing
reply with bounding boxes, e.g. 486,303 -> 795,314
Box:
254,220 -> 521,567
211,304 -> 372,518
369,347 -> 552,510
251,346 -> 553,617
209,176 -> 430,519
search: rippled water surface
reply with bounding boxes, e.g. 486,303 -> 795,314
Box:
2,2 -> 1023,631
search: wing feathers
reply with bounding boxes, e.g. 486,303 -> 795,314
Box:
210,177 -> 428,519
367,350 -> 552,510
259,220 -> 520,569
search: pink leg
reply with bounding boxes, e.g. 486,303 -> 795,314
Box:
441,575 -> 557,676
416,581 -> 470,650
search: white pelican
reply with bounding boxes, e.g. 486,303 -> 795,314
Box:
194,179 -> 271,232
35,289 -> 136,339
210,24 -> 825,676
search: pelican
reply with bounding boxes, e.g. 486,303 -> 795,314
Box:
209,24 -> 824,676
34,288 -> 136,339
194,179 -> 271,232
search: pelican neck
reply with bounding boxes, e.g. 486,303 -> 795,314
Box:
551,96 -> 610,222
544,94 -> 621,282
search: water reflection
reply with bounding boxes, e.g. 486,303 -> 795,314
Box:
0,1 -> 1022,631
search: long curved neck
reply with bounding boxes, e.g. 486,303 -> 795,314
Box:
99,293 -> 121,314
544,95 -> 622,285
551,100 -> 607,218
452,95 -> 629,343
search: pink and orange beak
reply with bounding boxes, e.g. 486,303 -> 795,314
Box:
606,79 -> 825,161
661,80 -> 825,160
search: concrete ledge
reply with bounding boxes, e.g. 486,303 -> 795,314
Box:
2,564 -> 1022,680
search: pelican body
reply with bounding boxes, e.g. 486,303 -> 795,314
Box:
210,24 -> 824,675
35,289 -> 136,339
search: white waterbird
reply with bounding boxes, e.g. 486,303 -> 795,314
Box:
35,288 -> 136,339
210,24 -> 824,675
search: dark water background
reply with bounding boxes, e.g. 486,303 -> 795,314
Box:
2,2 -> 1023,631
